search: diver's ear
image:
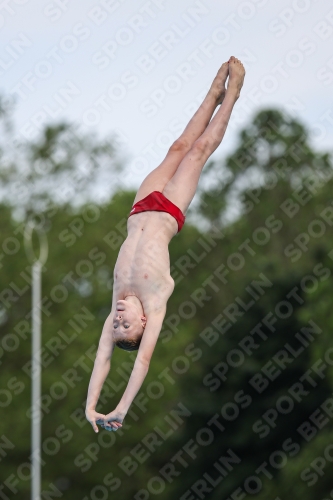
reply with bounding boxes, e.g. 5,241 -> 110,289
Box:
141,316 -> 147,329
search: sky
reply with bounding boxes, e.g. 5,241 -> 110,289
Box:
1,0 -> 333,194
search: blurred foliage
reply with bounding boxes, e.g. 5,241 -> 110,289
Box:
0,95 -> 123,218
1,105 -> 333,499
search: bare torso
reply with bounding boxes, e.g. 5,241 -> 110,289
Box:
113,211 -> 178,315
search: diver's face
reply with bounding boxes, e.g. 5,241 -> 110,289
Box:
113,300 -> 145,338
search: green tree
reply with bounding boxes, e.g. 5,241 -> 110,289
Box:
2,105 -> 333,500
0,95 -> 122,219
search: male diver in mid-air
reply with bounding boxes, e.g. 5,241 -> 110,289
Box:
85,56 -> 245,433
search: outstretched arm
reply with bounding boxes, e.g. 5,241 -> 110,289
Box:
85,309 -> 120,432
103,307 -> 166,430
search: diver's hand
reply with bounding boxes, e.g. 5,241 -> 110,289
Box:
85,408 -> 106,433
103,409 -> 124,432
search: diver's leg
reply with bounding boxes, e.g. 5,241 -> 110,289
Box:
133,61 -> 229,203
162,57 -> 245,213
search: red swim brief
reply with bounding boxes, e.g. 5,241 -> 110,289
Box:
128,191 -> 185,232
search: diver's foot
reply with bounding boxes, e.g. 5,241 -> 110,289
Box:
227,56 -> 245,101
209,61 -> 229,105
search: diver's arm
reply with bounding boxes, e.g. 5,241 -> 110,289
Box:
85,311 -> 115,412
104,307 -> 166,423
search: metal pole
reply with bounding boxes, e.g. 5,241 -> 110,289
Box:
24,222 -> 48,500
31,260 -> 42,500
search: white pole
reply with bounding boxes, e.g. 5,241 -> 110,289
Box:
31,260 -> 42,500
24,222 -> 48,500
